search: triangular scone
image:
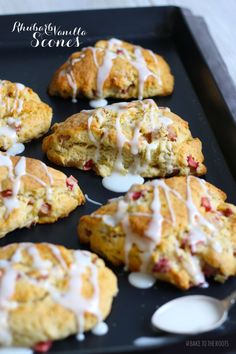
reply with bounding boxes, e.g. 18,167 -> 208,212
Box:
48,38 -> 174,101
78,176 -> 236,290
0,154 -> 85,238
42,99 -> 206,178
0,80 -> 52,151
0,243 -> 117,347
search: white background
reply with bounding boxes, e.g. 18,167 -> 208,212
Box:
0,0 -> 235,87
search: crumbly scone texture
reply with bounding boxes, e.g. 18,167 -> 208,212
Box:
0,243 -> 118,347
0,154 -> 85,238
0,80 -> 52,150
42,99 -> 206,178
78,176 -> 236,290
48,38 -> 174,100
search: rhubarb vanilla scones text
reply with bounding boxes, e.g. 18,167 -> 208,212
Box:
0,243 -> 118,347
42,99 -> 206,178
78,176 -> 236,290
48,38 -> 174,102
0,80 -> 52,153
0,154 -> 85,238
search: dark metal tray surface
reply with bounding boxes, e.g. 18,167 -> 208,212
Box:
0,6 -> 236,354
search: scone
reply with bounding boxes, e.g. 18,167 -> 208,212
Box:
42,99 -> 206,178
48,38 -> 174,101
0,154 -> 85,238
0,242 -> 118,347
0,80 -> 52,152
78,176 -> 236,290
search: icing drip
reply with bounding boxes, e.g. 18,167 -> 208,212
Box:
91,321 -> 108,336
6,143 -> 25,156
146,180 -> 163,243
0,243 -> 103,345
132,46 -> 160,99
96,43 -> 117,98
0,156 -> 54,215
102,172 -> 144,193
66,72 -> 78,103
40,161 -> 54,200
89,99 -> 108,108
128,272 -> 156,289
0,81 -> 25,155
96,176 -> 222,286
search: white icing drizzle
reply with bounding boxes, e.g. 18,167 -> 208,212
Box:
66,72 -> 78,103
85,194 -> 102,206
82,47 -> 102,68
132,46 -> 160,100
0,243 -> 104,345
95,176 -> 223,286
0,126 -> 17,148
146,180 -> 163,243
94,38 -> 162,99
85,100 -> 175,193
2,156 -> 26,214
65,47 -> 103,102
96,39 -> 118,98
0,155 -> 54,215
0,81 -> 25,155
40,161 -> 54,200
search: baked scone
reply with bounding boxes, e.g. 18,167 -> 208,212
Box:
78,176 -> 236,290
0,154 -> 85,238
0,80 -> 52,152
0,242 -> 118,347
48,38 -> 174,101
42,99 -> 206,178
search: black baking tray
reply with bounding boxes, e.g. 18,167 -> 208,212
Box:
0,6 -> 236,354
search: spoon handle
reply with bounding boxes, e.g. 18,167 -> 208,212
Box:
222,290 -> 236,310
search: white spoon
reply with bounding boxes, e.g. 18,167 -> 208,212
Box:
151,291 -> 236,335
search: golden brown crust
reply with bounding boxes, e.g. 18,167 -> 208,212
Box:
78,176 -> 236,290
42,99 -> 206,178
48,38 -> 174,101
0,243 -> 117,347
0,80 -> 52,150
0,154 -> 85,238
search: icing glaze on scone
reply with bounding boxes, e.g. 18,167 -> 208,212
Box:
78,176 -> 236,290
48,38 -> 174,101
0,243 -> 117,347
42,99 -> 206,191
0,80 -> 52,154
0,154 -> 85,238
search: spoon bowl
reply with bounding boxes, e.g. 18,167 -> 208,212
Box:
151,295 -> 228,335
